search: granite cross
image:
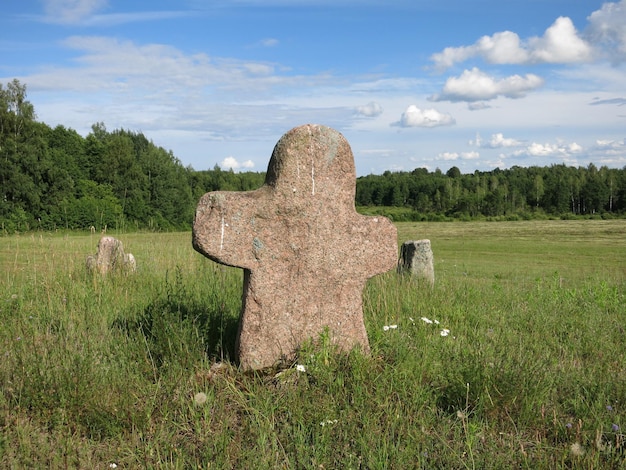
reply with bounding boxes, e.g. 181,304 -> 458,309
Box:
192,124 -> 397,370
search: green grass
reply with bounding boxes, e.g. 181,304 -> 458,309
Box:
1,220 -> 625,468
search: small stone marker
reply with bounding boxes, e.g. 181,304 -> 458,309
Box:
86,236 -> 136,275
193,124 -> 398,370
397,239 -> 434,286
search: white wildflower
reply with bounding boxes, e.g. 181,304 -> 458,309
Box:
570,442 -> 584,457
193,392 -> 208,406
420,317 -> 433,324
383,324 -> 398,331
320,419 -> 338,427
109,464 -> 118,469
295,364 -> 306,373
440,329 -> 450,337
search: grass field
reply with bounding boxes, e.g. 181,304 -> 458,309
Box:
1,220 -> 625,468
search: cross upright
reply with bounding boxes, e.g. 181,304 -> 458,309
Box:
193,124 -> 397,370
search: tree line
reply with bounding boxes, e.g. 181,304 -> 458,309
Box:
356,163 -> 626,221
0,80 -> 264,232
1,80 -> 625,232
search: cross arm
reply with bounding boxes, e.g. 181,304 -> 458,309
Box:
192,189 -> 270,270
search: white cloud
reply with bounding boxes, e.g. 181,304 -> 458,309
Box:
468,133 -> 482,147
437,152 -> 459,161
20,35 -> 342,138
220,156 -> 255,170
467,101 -> 491,111
514,141 -> 583,158
42,0 -> 108,24
469,133 -> 522,149
40,0 -> 193,26
395,105 -> 455,128
462,151 -> 480,160
355,101 -> 383,117
33,35 -> 340,100
588,139 -> 626,165
436,151 -> 479,161
36,35 -> 243,96
594,138 -> 625,150
568,142 -> 583,153
483,133 -> 523,149
12,3 -> 626,175
431,16 -> 592,70
528,17 -> 593,63
586,0 -> 626,63
431,31 -> 529,70
476,31 -> 530,64
85,11 -> 194,27
430,45 -> 475,71
430,68 -> 544,102
526,143 -> 561,156
259,38 -> 279,47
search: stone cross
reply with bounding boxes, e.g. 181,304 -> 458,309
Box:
192,124 -> 397,370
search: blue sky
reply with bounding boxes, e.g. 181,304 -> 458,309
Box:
2,0 -> 625,175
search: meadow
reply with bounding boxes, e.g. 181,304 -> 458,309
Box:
1,220 -> 625,469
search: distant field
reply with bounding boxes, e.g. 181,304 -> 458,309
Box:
1,220 -> 624,468
397,219 -> 626,285
3,219 -> 623,282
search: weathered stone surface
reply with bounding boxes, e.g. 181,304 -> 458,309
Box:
86,236 -> 136,275
397,239 -> 434,286
193,124 -> 398,370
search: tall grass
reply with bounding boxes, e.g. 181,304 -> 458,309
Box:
1,220 -> 625,468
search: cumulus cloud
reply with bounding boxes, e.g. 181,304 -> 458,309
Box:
470,132 -> 523,149
394,105 -> 455,128
528,17 -> 593,63
593,138 -> 626,153
430,68 -> 544,102
220,156 -> 255,171
462,151 -> 480,160
568,142 -> 583,152
488,133 -> 522,148
436,151 -> 479,161
355,101 -> 383,117
586,0 -> 626,63
468,133 -> 482,147
431,31 -> 528,70
513,141 -> 583,158
431,16 -> 592,70
586,139 -> 626,165
526,143 -> 560,156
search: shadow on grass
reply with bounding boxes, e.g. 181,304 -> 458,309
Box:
113,268 -> 241,369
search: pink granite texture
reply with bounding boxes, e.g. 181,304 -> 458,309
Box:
193,124 -> 397,370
